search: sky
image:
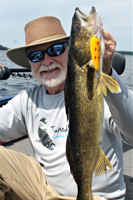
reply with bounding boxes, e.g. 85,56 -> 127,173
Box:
0,0 -> 132,51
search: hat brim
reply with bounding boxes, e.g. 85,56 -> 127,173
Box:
6,35 -> 70,69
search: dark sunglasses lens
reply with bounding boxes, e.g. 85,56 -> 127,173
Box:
28,51 -> 44,62
27,44 -> 67,62
48,44 -> 64,56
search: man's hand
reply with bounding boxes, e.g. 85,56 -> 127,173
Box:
102,29 -> 116,75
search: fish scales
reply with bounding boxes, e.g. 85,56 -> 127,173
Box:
66,58 -> 103,200
65,6 -> 120,200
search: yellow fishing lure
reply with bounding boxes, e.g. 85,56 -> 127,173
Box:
90,36 -> 101,70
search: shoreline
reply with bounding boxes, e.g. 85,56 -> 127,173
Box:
0,45 -> 133,55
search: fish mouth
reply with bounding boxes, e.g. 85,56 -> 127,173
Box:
75,6 -> 96,17
75,7 -> 100,35
75,7 -> 96,27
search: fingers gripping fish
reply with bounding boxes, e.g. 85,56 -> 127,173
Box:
65,6 -> 121,200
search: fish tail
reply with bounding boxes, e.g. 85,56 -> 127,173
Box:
94,149 -> 113,176
97,72 -> 121,96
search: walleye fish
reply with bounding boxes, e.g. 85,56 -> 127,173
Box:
65,7 -> 121,200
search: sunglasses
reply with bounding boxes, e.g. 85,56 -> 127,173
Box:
27,43 -> 68,63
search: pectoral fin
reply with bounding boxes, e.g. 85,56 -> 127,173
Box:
97,72 -> 121,96
94,149 -> 113,176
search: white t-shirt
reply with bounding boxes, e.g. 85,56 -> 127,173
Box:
0,69 -> 133,199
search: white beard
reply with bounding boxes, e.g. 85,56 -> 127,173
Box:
31,62 -> 67,87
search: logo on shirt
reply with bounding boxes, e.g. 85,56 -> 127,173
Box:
36,118 -> 55,150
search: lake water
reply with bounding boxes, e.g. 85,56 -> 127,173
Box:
0,50 -> 133,99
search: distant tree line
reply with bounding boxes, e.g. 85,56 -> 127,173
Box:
0,44 -> 9,50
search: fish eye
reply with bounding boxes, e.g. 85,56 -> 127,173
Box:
73,24 -> 80,32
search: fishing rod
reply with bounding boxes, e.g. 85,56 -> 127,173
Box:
0,52 -> 125,80
0,65 -> 32,80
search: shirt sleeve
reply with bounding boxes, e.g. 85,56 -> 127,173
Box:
104,68 -> 133,146
0,91 -> 28,143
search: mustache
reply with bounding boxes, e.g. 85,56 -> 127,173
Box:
39,62 -> 62,72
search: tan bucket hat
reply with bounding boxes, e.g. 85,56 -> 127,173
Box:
6,16 -> 69,69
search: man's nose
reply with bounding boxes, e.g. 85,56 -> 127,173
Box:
41,53 -> 54,66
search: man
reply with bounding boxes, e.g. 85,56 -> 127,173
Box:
0,16 -> 133,200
